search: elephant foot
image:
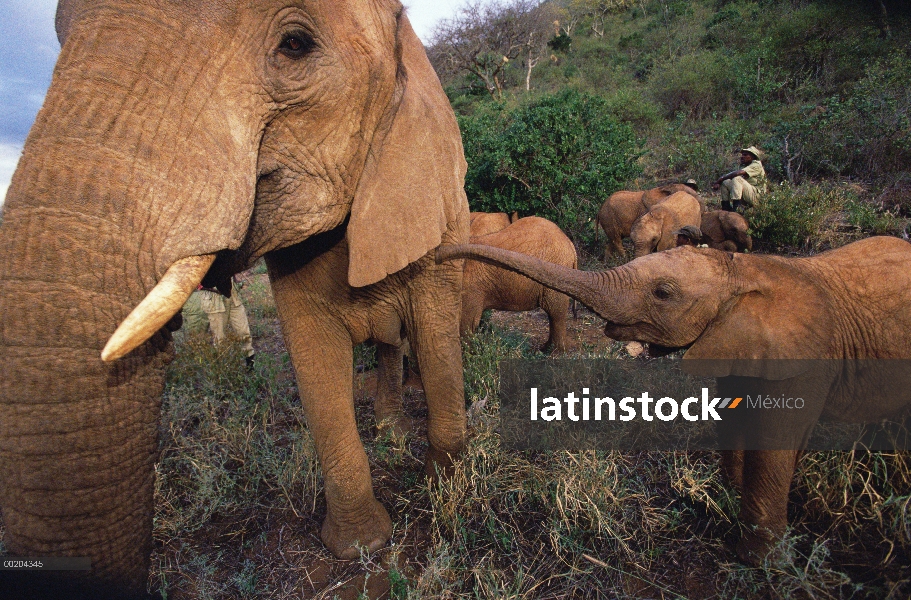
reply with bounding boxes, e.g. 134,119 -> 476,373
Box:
424,445 -> 457,481
735,525 -> 781,566
545,343 -> 569,355
376,413 -> 414,438
320,500 -> 392,560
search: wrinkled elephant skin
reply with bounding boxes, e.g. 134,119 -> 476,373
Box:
0,1 -> 467,595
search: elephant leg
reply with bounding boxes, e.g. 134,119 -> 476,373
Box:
459,293 -> 485,337
736,449 -> 799,564
541,290 -> 570,354
276,312 -> 391,559
606,236 -> 624,261
407,289 -> 466,481
373,341 -> 412,436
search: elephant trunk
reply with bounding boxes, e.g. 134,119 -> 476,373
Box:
0,10 -> 261,594
436,244 -> 619,321
0,206 -> 167,593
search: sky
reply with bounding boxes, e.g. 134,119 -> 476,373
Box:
0,0 -> 466,207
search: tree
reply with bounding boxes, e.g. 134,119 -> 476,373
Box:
556,0 -> 639,37
428,0 -> 556,99
459,89 -> 642,248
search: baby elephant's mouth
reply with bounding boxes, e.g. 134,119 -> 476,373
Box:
603,322 -> 692,354
603,321 -> 657,341
646,342 -> 690,357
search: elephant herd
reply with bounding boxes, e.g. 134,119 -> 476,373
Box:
0,1 -> 908,596
596,182 -> 752,260
461,181 -> 752,354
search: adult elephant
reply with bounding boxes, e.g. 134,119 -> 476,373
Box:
0,1 -> 467,597
595,183 -> 702,261
462,217 -> 577,353
436,236 -> 911,564
629,191 -> 702,257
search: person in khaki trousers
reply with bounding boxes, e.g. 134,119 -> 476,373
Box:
713,146 -> 766,212
184,274 -> 256,368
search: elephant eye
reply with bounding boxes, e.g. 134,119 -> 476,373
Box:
278,31 -> 316,59
653,283 -> 673,300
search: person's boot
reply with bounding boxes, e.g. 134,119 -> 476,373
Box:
245,354 -> 255,371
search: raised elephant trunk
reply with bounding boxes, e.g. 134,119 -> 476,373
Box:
436,244 -> 616,320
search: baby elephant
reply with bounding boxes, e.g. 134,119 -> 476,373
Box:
676,211 -> 752,252
629,191 -> 702,257
437,235 -> 911,565
462,216 -> 577,352
470,211 -> 519,237
596,183 -> 703,260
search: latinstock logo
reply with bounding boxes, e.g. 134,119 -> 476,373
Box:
529,388 -> 747,422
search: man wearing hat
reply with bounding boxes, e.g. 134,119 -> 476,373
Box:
712,146 -> 766,212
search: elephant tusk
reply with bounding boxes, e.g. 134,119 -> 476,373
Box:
101,254 -> 216,361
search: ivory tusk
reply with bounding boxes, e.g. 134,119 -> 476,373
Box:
101,254 -> 216,361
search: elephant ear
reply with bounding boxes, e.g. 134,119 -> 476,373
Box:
347,13 -> 467,288
682,256 -> 821,380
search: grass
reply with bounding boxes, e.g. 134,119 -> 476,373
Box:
138,278 -> 911,598
0,264 -> 906,597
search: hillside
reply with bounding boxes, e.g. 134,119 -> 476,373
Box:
429,0 -> 911,256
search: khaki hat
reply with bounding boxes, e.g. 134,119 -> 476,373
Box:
740,146 -> 762,160
684,178 -> 698,190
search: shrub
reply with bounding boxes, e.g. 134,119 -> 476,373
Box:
459,89 -> 642,250
772,51 -> 911,181
745,181 -> 904,251
649,51 -> 738,119
644,113 -> 753,184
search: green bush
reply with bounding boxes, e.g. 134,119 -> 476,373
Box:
459,89 -> 642,250
745,181 -> 903,250
649,51 -> 738,119
645,113 -> 753,184
773,51 -> 911,181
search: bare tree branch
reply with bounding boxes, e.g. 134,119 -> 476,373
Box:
427,0 -> 556,99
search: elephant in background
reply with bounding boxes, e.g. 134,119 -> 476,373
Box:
0,1 -> 467,596
630,191 -> 702,257
596,182 -> 703,261
437,235 -> 911,564
469,211 -> 519,237
676,211 -> 753,252
462,217 -> 577,353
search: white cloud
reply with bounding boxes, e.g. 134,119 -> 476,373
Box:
0,142 -> 24,208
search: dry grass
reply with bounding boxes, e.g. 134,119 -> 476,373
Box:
1,272 -> 908,598
143,279 -> 910,598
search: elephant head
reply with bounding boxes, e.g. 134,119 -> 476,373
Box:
435,239 -> 911,364
629,209 -> 667,257
0,0 -> 465,594
629,191 -> 702,258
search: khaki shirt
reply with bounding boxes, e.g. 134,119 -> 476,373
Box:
742,160 -> 766,193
